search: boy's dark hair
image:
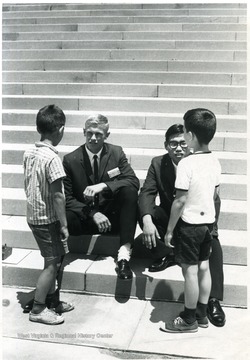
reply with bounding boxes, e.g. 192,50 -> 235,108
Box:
165,123 -> 184,143
183,108 -> 216,145
36,104 -> 66,134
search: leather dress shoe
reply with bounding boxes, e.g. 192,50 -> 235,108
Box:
116,259 -> 133,280
207,298 -> 226,327
148,255 -> 176,272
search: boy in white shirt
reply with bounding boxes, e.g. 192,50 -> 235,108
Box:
161,108 -> 221,333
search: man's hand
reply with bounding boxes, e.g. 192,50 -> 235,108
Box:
142,215 -> 160,249
164,232 -> 174,248
93,212 -> 112,233
60,225 -> 69,243
83,183 -> 107,201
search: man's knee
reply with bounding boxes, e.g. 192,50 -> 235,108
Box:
118,186 -> 138,203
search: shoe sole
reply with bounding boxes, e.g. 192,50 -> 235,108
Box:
29,317 -> 64,325
160,326 -> 198,333
198,323 -> 209,328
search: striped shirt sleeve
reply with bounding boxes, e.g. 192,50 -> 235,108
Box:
46,155 -> 66,184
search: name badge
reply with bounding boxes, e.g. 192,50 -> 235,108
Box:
107,167 -> 121,178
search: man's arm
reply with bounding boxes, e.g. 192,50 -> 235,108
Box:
63,155 -> 91,216
164,189 -> 188,248
51,178 -> 69,242
104,148 -> 140,193
83,147 -> 139,200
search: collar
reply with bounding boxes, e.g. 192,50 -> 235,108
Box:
85,144 -> 103,160
35,141 -> 58,154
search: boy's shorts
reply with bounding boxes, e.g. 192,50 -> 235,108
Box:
174,219 -> 213,265
28,221 -> 69,261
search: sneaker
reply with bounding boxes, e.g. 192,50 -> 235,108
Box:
29,307 -> 64,325
197,316 -> 209,328
160,316 -> 198,333
53,301 -> 74,314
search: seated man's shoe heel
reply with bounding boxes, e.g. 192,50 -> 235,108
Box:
207,299 -> 226,327
116,259 -> 133,280
149,255 -> 176,272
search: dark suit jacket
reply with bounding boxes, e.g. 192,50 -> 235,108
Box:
63,142 -> 139,218
138,153 -> 220,234
138,153 -> 175,220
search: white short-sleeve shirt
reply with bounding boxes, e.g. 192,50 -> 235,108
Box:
175,152 -> 221,224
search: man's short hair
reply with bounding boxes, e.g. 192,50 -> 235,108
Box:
165,123 -> 184,143
36,104 -> 66,134
183,108 -> 216,145
85,114 -> 109,133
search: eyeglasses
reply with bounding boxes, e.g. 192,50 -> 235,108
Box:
168,141 -> 188,150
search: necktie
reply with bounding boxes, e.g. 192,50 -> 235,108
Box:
93,155 -> 99,184
93,155 -> 99,208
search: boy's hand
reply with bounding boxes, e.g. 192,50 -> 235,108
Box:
60,226 -> 69,242
164,232 -> 174,248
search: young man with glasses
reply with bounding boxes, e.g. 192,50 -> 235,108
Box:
138,123 -> 225,327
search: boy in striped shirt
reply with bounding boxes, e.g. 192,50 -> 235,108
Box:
23,104 -> 74,325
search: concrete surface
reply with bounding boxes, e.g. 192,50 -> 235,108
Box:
2,286 -> 249,360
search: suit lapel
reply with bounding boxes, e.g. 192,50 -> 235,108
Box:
161,153 -> 176,195
99,144 -> 111,180
82,145 -> 95,184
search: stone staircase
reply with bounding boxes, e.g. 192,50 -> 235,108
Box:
2,3 -> 247,307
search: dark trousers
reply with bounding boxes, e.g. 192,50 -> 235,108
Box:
66,187 -> 138,246
141,205 -> 224,301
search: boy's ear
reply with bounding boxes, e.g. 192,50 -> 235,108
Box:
105,131 -> 110,139
36,126 -> 41,134
59,125 -> 64,134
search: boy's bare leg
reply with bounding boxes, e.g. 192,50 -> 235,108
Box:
198,260 -> 211,304
182,264 -> 199,308
31,258 -> 58,314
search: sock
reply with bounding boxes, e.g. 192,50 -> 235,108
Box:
117,243 -> 132,262
47,289 -> 60,308
196,301 -> 208,318
181,307 -> 197,324
31,299 -> 46,314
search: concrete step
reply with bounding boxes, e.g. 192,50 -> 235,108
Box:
2,249 -> 247,306
2,163 -> 247,201
2,40 -> 247,51
3,23 -> 247,33
2,95 -> 247,116
3,3 -> 246,11
3,60 -> 246,73
3,30 -> 247,41
2,110 -> 247,133
2,9 -> 247,18
2,16 -> 246,26
2,214 -> 247,266
3,83 -> 247,100
2,71 -> 246,86
2,143 -> 247,175
2,126 -> 247,153
2,188 -> 247,231
3,49 -> 246,61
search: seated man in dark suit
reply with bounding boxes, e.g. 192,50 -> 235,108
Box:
63,114 -> 139,280
138,123 -> 225,327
